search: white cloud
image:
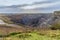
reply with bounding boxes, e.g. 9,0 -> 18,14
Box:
0,0 -> 60,13
21,1 -> 60,9
0,0 -> 47,6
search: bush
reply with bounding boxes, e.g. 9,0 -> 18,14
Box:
18,33 -> 32,38
9,32 -> 21,36
50,21 -> 60,30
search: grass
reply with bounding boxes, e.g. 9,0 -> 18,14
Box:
0,30 -> 60,40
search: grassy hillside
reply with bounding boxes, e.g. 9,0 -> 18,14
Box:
0,15 -> 14,24
0,25 -> 25,35
0,30 -> 60,40
0,13 -> 60,40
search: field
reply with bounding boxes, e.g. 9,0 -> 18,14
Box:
0,30 -> 60,40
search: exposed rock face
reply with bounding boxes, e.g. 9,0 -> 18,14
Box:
0,19 -> 6,24
53,11 -> 60,24
2,11 -> 60,29
7,14 -> 53,28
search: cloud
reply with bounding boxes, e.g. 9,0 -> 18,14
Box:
0,0 -> 47,6
17,0 -> 60,13
0,0 -> 60,13
21,0 -> 60,9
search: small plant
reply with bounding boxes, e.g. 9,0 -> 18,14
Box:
10,32 -> 21,35
18,33 -> 32,38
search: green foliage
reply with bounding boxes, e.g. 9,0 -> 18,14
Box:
0,35 -> 9,37
18,33 -> 31,38
0,31 -> 60,40
50,22 -> 60,30
0,32 -> 21,37
9,32 -> 21,36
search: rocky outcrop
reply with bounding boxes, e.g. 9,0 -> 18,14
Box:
7,14 -> 52,27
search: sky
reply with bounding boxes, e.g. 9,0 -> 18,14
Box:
0,0 -> 46,6
0,0 -> 60,13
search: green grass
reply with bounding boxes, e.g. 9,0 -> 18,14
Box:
0,30 -> 60,40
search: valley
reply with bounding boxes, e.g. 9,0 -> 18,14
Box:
0,11 -> 60,40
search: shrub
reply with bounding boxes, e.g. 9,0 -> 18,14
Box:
9,32 -> 21,36
18,33 -> 32,38
50,21 -> 60,30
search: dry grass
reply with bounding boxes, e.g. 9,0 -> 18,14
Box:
0,30 -> 60,40
0,25 -> 25,35
0,24 -> 60,40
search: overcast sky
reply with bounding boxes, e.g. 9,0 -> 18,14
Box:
0,0 -> 60,13
0,0 -> 47,6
